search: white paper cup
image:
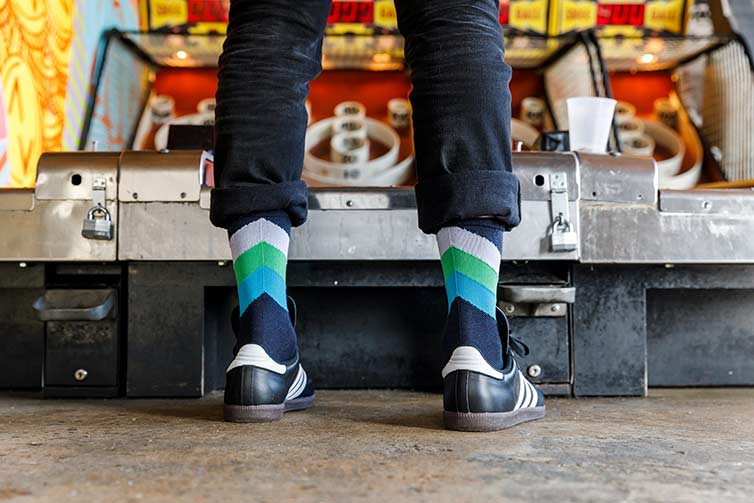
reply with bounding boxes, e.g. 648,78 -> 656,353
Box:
567,97 -> 617,153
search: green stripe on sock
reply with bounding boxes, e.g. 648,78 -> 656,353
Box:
233,241 -> 287,285
441,247 -> 498,293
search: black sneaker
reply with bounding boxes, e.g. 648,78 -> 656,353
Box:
223,300 -> 315,423
442,307 -> 545,431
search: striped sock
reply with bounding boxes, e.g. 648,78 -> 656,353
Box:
437,219 -> 504,370
229,212 -> 296,363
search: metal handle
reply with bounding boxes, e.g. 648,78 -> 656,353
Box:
499,285 -> 575,304
32,289 -> 116,321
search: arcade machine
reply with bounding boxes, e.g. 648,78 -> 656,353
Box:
2,0 -> 754,399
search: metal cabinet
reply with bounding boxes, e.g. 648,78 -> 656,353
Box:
34,289 -> 119,397
0,264 -> 45,389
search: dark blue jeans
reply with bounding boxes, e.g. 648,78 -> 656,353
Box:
211,0 -> 520,234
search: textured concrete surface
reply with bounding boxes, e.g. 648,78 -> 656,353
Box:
1,389 -> 753,503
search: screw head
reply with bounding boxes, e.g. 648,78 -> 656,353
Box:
550,304 -> 560,313
527,365 -> 542,378
74,369 -> 88,382
504,304 -> 515,314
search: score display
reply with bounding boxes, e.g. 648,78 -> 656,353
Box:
186,0 -> 229,24
596,3 -> 646,26
549,0 -> 688,35
328,1 -> 376,24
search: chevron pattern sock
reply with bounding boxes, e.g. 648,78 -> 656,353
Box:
437,219 -> 504,370
229,212 -> 296,363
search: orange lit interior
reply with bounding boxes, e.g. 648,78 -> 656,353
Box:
153,66 -> 717,184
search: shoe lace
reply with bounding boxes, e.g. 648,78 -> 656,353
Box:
495,305 -> 530,358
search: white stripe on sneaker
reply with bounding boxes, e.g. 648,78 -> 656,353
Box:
514,372 -> 527,410
521,374 -> 532,409
525,379 -> 538,408
286,366 -> 307,400
442,346 -> 504,379
226,344 -> 286,374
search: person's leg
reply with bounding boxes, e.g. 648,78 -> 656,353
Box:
212,0 -> 329,422
394,0 -> 543,431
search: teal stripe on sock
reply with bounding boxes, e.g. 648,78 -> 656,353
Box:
444,271 -> 497,318
237,266 -> 288,313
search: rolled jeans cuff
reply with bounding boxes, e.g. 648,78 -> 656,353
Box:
209,181 -> 308,229
415,170 -> 521,234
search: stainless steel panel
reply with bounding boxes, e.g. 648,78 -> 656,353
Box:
659,189 -> 754,214
499,285 -> 576,303
578,152 -> 657,204
291,210 -> 435,260
0,200 -> 117,261
199,186 -> 211,209
515,152 -> 579,201
507,200 -> 580,260
119,150 -> 204,202
118,199 -> 579,261
309,189 -> 415,210
118,202 -> 227,260
0,189 -> 35,211
36,152 -> 119,201
580,202 -> 754,264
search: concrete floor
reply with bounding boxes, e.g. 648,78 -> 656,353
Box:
1,389 -> 753,503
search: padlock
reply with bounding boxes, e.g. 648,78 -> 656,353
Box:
82,205 -> 113,241
550,218 -> 577,252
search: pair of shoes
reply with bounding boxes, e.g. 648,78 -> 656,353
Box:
223,304 -> 544,431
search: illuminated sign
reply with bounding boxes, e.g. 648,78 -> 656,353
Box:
596,3 -> 645,26
187,0 -> 228,24
549,0 -> 690,35
328,1 -> 375,24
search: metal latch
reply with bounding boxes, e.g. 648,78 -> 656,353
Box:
549,173 -> 577,252
82,177 -> 113,241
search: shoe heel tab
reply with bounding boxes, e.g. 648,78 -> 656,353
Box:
442,346 -> 504,379
227,344 -> 286,374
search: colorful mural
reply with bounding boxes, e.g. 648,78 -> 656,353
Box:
0,0 -> 138,188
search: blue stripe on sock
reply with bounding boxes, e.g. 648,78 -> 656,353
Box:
444,271 -> 497,318
237,267 -> 288,314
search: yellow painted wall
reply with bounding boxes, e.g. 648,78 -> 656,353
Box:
0,0 -> 74,187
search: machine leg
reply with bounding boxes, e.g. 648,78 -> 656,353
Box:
127,262 -> 233,397
572,265 -> 647,397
